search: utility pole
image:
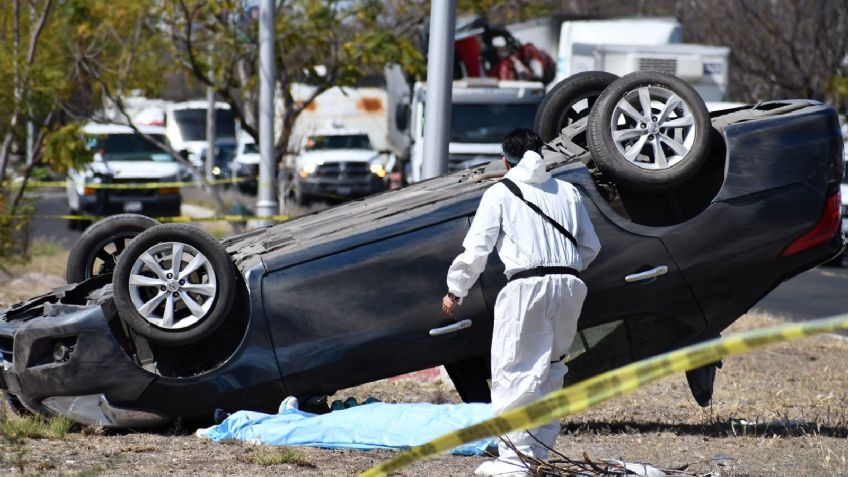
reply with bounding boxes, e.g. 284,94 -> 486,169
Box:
256,0 -> 278,225
421,0 -> 456,180
205,53 -> 216,182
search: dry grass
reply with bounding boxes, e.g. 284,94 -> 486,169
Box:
0,414 -> 74,441
1,311 -> 846,476
3,239 -> 69,276
0,410 -> 76,475
0,240 -> 846,476
250,447 -> 316,468
0,239 -> 68,307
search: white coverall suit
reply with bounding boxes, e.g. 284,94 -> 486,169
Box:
446,151 -> 601,475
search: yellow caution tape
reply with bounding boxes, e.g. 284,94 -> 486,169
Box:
360,313 -> 848,477
4,214 -> 289,223
27,177 -> 256,190
3,177 -> 256,190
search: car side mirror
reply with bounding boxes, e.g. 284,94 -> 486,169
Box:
395,104 -> 409,131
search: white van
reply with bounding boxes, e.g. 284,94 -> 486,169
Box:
164,101 -> 237,170
232,135 -> 260,194
67,123 -> 183,226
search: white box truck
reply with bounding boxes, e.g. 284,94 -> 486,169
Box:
512,17 -> 731,103
388,74 -> 546,183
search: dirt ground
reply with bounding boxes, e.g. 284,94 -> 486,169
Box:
1,252 -> 847,476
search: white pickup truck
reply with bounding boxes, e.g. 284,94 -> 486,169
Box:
66,123 -> 183,228
291,128 -> 389,205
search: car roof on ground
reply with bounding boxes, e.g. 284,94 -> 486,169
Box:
82,123 -> 166,135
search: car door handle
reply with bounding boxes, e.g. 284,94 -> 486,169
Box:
429,319 -> 473,336
625,266 -> 669,283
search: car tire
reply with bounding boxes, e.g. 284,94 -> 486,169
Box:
534,71 -> 619,147
587,71 -> 711,192
112,223 -> 236,346
66,214 -> 160,283
445,356 -> 491,403
294,183 -> 310,207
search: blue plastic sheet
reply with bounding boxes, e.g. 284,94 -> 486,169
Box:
199,402 -> 496,455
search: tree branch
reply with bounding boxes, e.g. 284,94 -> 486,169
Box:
25,0 -> 52,64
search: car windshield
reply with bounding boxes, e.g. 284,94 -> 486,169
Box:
242,142 -> 258,154
304,134 -> 372,151
173,109 -> 236,141
93,134 -> 174,162
206,144 -> 236,166
450,103 -> 539,143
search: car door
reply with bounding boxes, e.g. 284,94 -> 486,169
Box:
477,165 -> 706,382
261,214 -> 492,398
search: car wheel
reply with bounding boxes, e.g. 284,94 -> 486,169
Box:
587,71 -> 711,192
112,223 -> 236,346
294,183 -> 310,206
534,71 -> 619,148
66,214 -> 160,283
444,356 -> 491,403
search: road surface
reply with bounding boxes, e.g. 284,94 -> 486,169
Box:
31,191 -> 81,247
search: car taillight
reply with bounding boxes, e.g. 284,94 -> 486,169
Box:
159,187 -> 179,195
781,190 -> 842,256
83,187 -> 96,196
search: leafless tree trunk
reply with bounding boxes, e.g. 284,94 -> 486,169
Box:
0,0 -> 22,182
0,0 -> 53,181
682,0 -> 848,104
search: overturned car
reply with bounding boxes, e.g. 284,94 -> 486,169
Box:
1,72 -> 844,428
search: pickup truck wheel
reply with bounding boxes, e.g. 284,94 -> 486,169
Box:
66,210 -> 81,231
534,71 -> 619,148
66,214 -> 160,283
294,183 -> 310,206
112,224 -> 235,346
588,71 -> 711,192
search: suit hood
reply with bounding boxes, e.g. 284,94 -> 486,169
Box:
504,150 -> 551,184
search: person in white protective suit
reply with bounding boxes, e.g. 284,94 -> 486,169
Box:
442,129 -> 601,477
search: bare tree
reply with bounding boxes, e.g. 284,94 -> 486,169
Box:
0,0 -> 52,181
681,0 -> 848,106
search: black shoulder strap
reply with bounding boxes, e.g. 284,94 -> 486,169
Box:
500,178 -> 578,247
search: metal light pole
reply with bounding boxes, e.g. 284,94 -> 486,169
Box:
421,0 -> 456,180
205,58 -> 216,182
256,0 -> 278,225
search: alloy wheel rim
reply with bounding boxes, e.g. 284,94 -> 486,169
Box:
127,241 -> 217,330
85,234 -> 135,279
610,85 -> 696,170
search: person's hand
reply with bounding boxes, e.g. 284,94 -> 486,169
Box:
442,293 -> 459,315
